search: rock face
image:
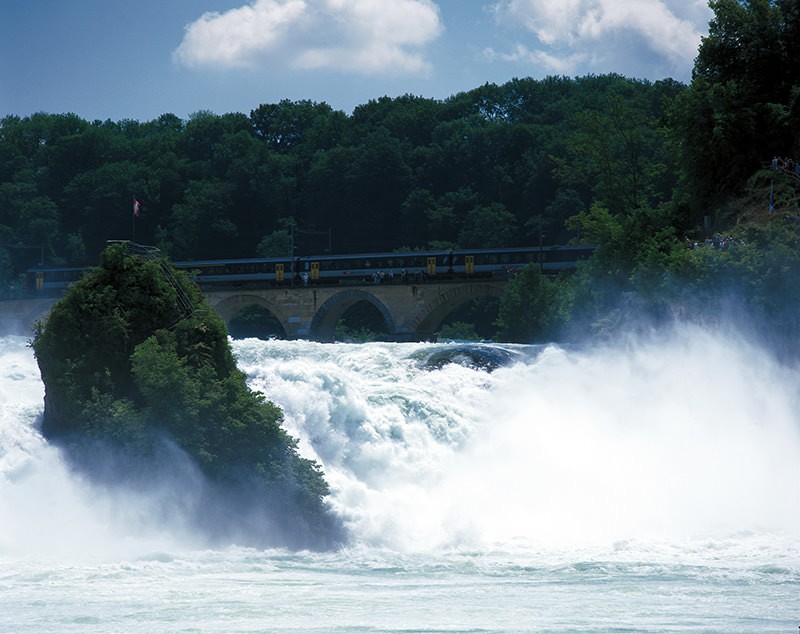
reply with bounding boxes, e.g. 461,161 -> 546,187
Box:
421,343 -> 522,371
32,243 -> 344,550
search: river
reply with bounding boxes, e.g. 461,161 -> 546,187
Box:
1,327 -> 798,632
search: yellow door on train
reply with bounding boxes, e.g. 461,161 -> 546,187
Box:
465,255 -> 474,275
426,257 -> 437,276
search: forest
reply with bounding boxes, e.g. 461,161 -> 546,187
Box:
2,0 -> 800,347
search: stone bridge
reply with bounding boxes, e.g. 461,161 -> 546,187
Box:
205,279 -> 507,341
0,280 -> 507,341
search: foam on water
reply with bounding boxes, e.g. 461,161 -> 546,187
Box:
1,327 -> 800,562
233,326 -> 800,556
1,329 -> 799,631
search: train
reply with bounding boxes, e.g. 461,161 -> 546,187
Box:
24,245 -> 596,294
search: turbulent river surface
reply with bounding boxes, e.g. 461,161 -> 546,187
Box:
1,328 -> 799,633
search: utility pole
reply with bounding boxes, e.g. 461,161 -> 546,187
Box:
538,215 -> 544,274
290,225 -> 295,288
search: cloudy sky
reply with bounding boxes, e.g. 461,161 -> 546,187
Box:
1,0 -> 713,122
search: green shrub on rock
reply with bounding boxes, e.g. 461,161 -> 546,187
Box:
32,243 -> 343,550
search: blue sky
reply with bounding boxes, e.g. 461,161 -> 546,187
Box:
1,0 -> 713,123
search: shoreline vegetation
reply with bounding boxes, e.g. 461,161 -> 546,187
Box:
32,243 -> 344,550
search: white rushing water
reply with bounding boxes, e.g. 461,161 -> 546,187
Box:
1,327 -> 799,632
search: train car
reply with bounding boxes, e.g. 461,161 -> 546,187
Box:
172,256 -> 292,287
298,245 -> 595,283
24,266 -> 86,295
298,249 -> 453,284
24,245 -> 596,295
465,245 -> 595,274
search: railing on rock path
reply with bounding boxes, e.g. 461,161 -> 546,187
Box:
108,240 -> 196,325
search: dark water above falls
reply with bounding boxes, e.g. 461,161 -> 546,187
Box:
1,327 -> 799,632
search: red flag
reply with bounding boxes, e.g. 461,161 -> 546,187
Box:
133,198 -> 140,217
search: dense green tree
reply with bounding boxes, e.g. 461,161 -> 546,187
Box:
557,88 -> 675,213
495,264 -> 567,343
162,179 -> 238,259
350,94 -> 442,148
251,99 -> 346,154
458,202 -> 518,248
671,0 -> 800,210
256,229 -> 292,257
425,188 -> 476,246
398,188 -> 436,246
33,243 -> 342,548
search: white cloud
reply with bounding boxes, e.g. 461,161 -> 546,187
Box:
173,0 -> 443,75
488,0 -> 713,80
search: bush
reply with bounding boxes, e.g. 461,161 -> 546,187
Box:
32,243 -> 343,549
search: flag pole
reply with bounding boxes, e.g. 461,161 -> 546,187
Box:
132,196 -> 140,243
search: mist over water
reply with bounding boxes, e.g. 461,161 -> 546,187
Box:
3,327 -> 800,558
0,336 -> 202,561
234,326 -> 800,556
1,327 -> 799,632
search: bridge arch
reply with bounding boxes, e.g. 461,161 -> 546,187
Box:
412,283 -> 505,338
310,289 -> 396,342
209,294 -> 289,338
